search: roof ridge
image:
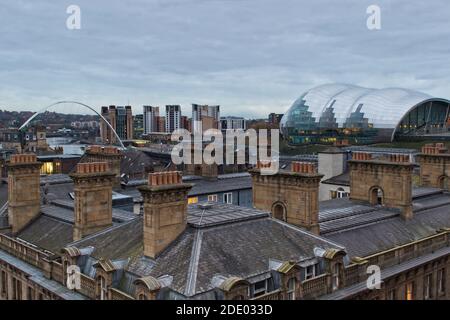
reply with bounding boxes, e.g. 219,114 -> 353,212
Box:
272,218 -> 346,250
68,216 -> 142,247
184,229 -> 203,296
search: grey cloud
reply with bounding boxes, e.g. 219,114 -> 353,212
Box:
0,0 -> 449,118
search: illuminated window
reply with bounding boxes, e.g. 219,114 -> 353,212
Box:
207,194 -> 218,202
40,162 -> 54,174
188,197 -> 198,204
405,282 -> 414,300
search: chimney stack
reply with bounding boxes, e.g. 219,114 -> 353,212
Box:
84,145 -> 123,187
349,152 -> 414,220
417,143 -> 450,190
7,154 -> 42,233
70,162 -> 115,241
250,161 -> 323,234
138,171 -> 192,258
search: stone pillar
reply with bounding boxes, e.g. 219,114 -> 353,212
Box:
7,154 -> 42,234
250,161 -> 323,234
138,171 -> 192,258
70,162 -> 115,241
349,152 -> 414,220
84,145 -> 123,187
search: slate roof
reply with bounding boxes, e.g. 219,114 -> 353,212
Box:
3,163 -> 450,298
17,215 -> 73,253
121,174 -> 253,201
321,189 -> 450,258
320,246 -> 450,300
71,203 -> 343,297
321,171 -> 350,186
121,148 -> 169,178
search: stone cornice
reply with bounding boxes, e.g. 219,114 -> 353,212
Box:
7,162 -> 42,171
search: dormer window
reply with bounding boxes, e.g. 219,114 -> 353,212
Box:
304,263 -> 319,280
252,280 -> 267,297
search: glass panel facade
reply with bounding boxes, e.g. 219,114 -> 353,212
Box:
280,84 -> 450,145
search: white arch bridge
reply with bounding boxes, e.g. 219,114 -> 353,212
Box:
19,101 -> 125,149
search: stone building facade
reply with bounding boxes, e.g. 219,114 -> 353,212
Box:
0,147 -> 449,300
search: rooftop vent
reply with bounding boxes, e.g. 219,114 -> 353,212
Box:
197,202 -> 215,210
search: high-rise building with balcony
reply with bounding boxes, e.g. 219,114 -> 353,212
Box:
143,106 -> 160,134
192,104 -> 220,133
100,105 -> 133,143
165,105 -> 181,133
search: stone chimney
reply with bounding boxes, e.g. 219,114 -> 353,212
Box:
138,171 -> 192,258
349,152 -> 414,220
84,145 -> 124,187
7,154 -> 42,233
183,143 -> 218,180
70,162 -> 115,241
250,161 -> 323,234
416,143 -> 450,190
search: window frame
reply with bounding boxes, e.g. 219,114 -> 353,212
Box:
223,192 -> 233,204
253,280 -> 267,297
304,264 -> 318,280
332,264 -> 341,291
405,281 -> 414,300
437,268 -> 446,295
188,197 -> 198,204
287,277 -> 296,300
207,194 -> 218,202
423,273 -> 432,300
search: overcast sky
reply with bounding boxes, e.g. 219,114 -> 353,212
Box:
1,0 -> 449,118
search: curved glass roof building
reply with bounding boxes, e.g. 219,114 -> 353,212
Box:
280,84 -> 450,145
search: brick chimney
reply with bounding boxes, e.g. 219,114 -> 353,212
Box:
138,171 -> 192,258
7,154 -> 42,233
84,145 -> 123,187
70,162 -> 115,241
250,161 -> 323,234
416,143 -> 450,190
349,152 -> 414,220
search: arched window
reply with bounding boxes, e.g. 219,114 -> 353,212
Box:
272,203 -> 286,221
370,187 -> 384,206
287,278 -> 296,300
138,293 -> 148,300
336,187 -> 349,198
439,176 -> 449,190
